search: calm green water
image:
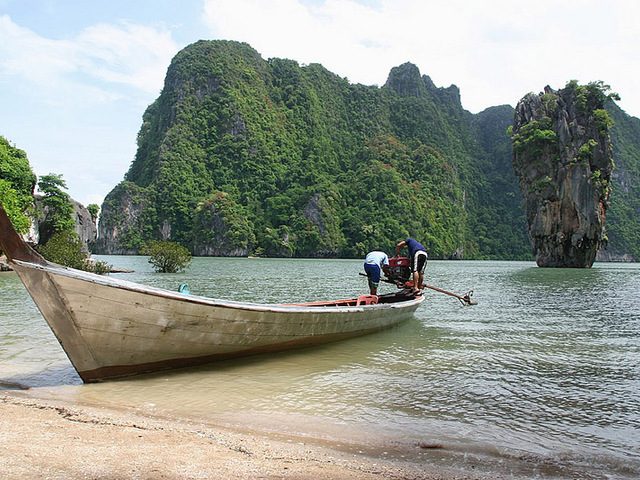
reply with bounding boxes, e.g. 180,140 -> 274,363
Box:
1,257 -> 639,479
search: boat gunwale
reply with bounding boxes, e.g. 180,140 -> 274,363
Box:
11,259 -> 424,314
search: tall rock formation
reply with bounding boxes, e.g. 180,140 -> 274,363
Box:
71,199 -> 97,252
512,82 -> 615,267
94,182 -> 150,255
29,196 -> 97,251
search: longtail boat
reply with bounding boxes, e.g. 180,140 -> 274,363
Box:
0,205 -> 423,382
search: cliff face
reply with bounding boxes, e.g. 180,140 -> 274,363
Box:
72,199 -> 97,252
512,83 -> 614,267
93,182 -> 150,255
190,191 -> 254,257
597,102 -> 640,262
31,196 -> 97,251
35,199 -> 97,252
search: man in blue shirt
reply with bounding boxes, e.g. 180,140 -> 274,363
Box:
396,238 -> 428,294
363,250 -> 390,295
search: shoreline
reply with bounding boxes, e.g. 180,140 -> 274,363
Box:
0,391 -> 496,480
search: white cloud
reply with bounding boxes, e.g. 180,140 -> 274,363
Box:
0,14 -> 180,207
202,0 -> 397,84
0,15 -> 77,84
201,0 -> 640,116
75,22 -> 178,93
0,14 -> 179,100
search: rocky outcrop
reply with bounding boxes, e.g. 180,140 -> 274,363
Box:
512,83 -> 614,267
301,193 -> 341,258
385,62 -> 463,109
31,196 -> 97,252
92,41 -> 640,259
72,200 -> 97,252
385,63 -> 429,97
191,197 -> 251,257
93,182 -> 149,255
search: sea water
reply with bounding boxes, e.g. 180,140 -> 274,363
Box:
1,258 -> 638,479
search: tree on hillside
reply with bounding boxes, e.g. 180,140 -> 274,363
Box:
34,176 -> 112,273
87,204 -> 100,223
37,173 -> 75,244
37,230 -> 112,274
0,136 -> 36,234
0,180 -> 32,234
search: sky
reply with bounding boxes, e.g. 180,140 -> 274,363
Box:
1,0 -> 638,208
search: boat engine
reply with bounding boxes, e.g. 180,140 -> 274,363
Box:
385,256 -> 412,287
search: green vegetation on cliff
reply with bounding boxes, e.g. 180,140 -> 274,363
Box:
0,136 -> 36,234
471,106 -> 531,259
98,40 -> 527,259
605,102 -> 640,260
36,173 -> 75,243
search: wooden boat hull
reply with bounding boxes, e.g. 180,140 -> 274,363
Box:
12,260 -> 423,382
1,204 -> 424,382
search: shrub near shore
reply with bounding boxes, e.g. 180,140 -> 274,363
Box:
37,231 -> 111,274
141,240 -> 192,273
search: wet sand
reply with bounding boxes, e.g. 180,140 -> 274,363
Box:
0,392 -> 496,480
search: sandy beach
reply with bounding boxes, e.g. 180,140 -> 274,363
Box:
0,392 -> 498,480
